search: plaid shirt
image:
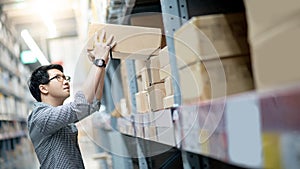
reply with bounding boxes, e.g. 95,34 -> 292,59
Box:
27,91 -> 101,169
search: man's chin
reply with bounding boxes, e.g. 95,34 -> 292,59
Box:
64,94 -> 70,99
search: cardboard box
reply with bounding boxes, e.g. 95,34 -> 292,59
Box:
136,76 -> 143,92
244,0 -> 300,89
130,13 -> 166,49
88,23 -> 162,59
159,46 -> 170,68
148,55 -> 161,84
251,28 -> 300,89
135,91 -> 150,113
179,55 -> 254,103
130,13 -> 164,32
141,68 -> 150,90
164,76 -> 173,96
159,64 -> 172,81
147,83 -> 166,112
140,56 -> 162,90
244,0 -> 300,41
174,13 -> 249,68
135,60 -> 146,77
163,95 -> 174,109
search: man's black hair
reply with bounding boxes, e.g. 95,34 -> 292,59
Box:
28,64 -> 64,102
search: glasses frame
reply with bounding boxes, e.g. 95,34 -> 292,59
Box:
48,75 -> 71,83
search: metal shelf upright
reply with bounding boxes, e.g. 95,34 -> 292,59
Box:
160,0 -> 189,106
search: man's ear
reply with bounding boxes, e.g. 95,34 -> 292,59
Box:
39,84 -> 49,94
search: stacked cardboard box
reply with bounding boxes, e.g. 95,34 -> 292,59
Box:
163,76 -> 175,108
244,0 -> 300,90
135,54 -> 167,113
157,47 -> 175,108
174,13 -> 254,103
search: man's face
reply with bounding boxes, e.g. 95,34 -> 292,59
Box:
46,69 -> 70,100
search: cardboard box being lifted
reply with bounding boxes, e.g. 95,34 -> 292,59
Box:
88,23 -> 162,60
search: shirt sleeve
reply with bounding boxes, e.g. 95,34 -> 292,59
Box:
29,91 -> 101,136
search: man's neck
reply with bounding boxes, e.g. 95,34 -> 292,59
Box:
41,97 -> 64,107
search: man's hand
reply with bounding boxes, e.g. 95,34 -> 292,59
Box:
87,30 -> 117,64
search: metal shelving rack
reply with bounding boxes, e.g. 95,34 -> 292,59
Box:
0,10 -> 36,168
116,0 -> 249,168
95,0 -> 300,168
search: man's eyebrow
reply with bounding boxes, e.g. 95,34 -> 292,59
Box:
53,73 -> 65,76
49,73 -> 64,77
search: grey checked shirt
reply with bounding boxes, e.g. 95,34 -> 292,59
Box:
28,91 -> 101,169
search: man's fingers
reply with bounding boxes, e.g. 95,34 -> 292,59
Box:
105,35 -> 114,46
110,41 -> 117,48
93,32 -> 98,43
100,30 -> 106,43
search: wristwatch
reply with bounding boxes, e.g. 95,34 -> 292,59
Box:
93,58 -> 106,68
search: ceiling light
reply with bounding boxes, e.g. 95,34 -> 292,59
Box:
21,29 -> 50,65
35,0 -> 57,38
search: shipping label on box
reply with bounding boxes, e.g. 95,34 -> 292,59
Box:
174,13 -> 249,68
88,23 -> 162,59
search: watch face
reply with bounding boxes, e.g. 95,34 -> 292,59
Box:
94,59 -> 106,67
98,59 -> 103,66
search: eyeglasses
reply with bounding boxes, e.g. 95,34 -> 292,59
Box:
48,75 -> 71,83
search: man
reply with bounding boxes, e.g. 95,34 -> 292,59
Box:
27,31 -> 116,169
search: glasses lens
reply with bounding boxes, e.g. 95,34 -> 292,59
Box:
56,75 -> 64,81
48,75 -> 70,82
